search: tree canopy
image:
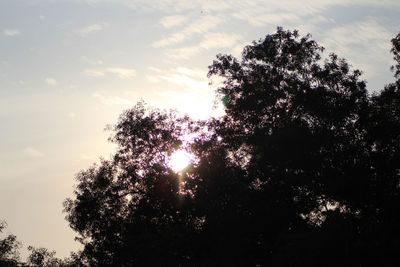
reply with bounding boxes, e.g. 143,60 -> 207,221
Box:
0,221 -> 21,267
62,28 -> 400,266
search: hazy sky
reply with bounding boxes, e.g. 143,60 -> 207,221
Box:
1,0 -> 400,259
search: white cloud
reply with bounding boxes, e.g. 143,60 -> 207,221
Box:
148,66 -> 163,72
200,32 -> 241,49
39,15 -> 45,20
152,32 -> 186,47
165,32 -> 241,59
160,15 -> 188,28
106,68 -> 136,79
76,24 -> 103,36
146,75 -> 161,83
187,16 -> 225,36
161,73 -> 208,91
84,69 -> 105,77
150,67 -> 209,92
219,0 -> 400,28
230,42 -> 250,57
152,15 -> 225,47
176,67 -> 206,78
322,19 -> 392,54
92,93 -> 132,106
83,67 -> 136,79
23,147 -> 44,158
45,78 -> 57,85
166,46 -> 201,59
82,56 -> 104,65
3,29 -> 21,36
182,16 -> 225,35
319,18 -> 393,84
82,0 -> 400,13
234,11 -> 301,26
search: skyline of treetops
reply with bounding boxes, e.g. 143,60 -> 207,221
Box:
2,27 -> 400,266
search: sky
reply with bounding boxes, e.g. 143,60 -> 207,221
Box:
1,0 -> 400,260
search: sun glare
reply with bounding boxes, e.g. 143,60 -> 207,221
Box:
169,150 -> 192,172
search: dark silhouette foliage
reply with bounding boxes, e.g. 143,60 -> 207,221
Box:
63,28 -> 400,266
0,221 -> 21,267
0,220 -> 79,267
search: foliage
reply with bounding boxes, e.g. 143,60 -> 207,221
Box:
0,221 -> 21,267
64,103 -> 202,266
25,246 -> 79,267
63,28 -> 400,266
27,246 -> 57,267
391,32 -> 400,78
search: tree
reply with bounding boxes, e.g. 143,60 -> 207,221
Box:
27,246 -> 59,267
64,103 -> 204,266
391,32 -> 400,79
0,221 -> 21,267
207,27 -> 372,265
64,28 -> 400,266
26,246 -> 78,267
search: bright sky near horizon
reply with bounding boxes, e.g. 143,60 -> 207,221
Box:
1,0 -> 400,259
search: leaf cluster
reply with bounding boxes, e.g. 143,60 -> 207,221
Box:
63,28 -> 400,266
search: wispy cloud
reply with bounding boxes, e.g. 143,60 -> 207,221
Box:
76,24 -> 103,36
199,32 -> 241,49
110,0 -> 396,19
165,46 -> 201,60
165,32 -> 241,59
45,78 -> 57,85
160,15 -> 188,28
152,32 -> 187,47
84,67 -> 136,79
106,68 -> 136,79
230,42 -> 250,57
92,93 -> 132,106
233,11 -> 301,26
146,75 -> 161,83
3,29 -> 21,36
320,18 -> 393,83
161,73 -> 208,91
85,0 -> 400,13
322,19 -> 392,54
176,67 -> 206,78
84,69 -> 105,77
183,16 -> 225,35
148,67 -> 208,91
82,56 -> 104,65
152,15 -> 225,47
23,147 -> 44,158
147,66 -> 163,72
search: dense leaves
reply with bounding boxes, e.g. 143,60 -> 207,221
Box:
63,28 -> 400,266
0,221 -> 20,267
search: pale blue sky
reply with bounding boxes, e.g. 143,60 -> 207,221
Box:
1,0 -> 399,259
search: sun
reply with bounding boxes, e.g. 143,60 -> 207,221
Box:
169,150 -> 192,172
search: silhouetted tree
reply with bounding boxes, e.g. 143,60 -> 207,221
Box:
206,27 -> 372,265
64,103 -> 204,266
0,221 -> 21,267
25,246 -> 78,267
391,32 -> 400,79
64,28 -> 400,266
27,246 -> 59,267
